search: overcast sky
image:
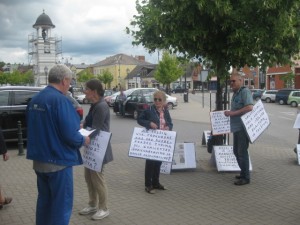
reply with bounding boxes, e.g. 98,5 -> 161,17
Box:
0,0 -> 158,65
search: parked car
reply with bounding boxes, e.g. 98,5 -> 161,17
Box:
0,86 -> 83,142
113,92 -> 153,119
260,90 -> 278,103
172,86 -> 187,93
165,94 -> 178,109
250,89 -> 264,101
275,88 -> 297,105
287,91 -> 300,107
75,89 -> 114,104
106,91 -> 120,107
113,91 -> 178,119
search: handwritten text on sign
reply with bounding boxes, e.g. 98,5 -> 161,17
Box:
210,111 -> 231,135
214,145 -> 252,172
241,100 -> 270,143
129,127 -> 176,162
82,131 -> 111,172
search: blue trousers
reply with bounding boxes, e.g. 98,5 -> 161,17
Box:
35,167 -> 73,225
233,129 -> 250,180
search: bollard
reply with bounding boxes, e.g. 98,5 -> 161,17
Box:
17,121 -> 24,156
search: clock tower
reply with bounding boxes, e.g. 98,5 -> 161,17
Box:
28,10 -> 62,86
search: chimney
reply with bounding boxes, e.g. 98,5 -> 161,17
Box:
135,55 -> 145,62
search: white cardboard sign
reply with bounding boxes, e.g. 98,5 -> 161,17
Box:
210,111 -> 231,135
161,142 -> 197,174
213,145 -> 252,172
129,127 -> 177,162
241,100 -> 270,143
82,130 -> 112,172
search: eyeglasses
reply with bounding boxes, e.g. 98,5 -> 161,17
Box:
230,80 -> 236,83
154,98 -> 162,102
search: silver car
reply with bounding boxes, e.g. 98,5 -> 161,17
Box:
261,90 -> 278,103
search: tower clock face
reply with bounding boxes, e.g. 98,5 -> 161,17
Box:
44,44 -> 50,53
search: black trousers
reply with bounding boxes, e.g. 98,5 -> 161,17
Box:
0,128 -> 7,155
145,159 -> 162,187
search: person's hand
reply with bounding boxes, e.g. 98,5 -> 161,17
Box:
224,110 -> 231,117
84,136 -> 91,146
150,122 -> 158,129
3,153 -> 9,161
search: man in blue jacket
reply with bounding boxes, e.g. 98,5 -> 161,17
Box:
26,64 -> 90,225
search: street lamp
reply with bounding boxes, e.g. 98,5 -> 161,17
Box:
126,68 -> 130,89
136,73 -> 140,88
44,66 -> 48,85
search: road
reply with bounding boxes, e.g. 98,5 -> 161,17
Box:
81,92 -> 299,150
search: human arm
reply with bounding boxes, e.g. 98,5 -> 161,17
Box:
224,105 -> 253,117
137,108 -> 157,129
3,152 -> 9,161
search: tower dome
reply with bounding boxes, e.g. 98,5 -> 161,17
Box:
33,10 -> 55,29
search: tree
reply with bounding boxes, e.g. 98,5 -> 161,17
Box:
280,72 -> 295,88
77,69 -> 94,83
154,51 -> 183,93
127,0 -> 300,110
97,70 -> 114,89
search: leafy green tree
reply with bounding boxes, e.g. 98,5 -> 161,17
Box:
97,70 -> 114,89
127,0 -> 300,110
155,51 -> 183,93
0,71 -> 8,84
0,62 -> 5,71
280,72 -> 295,88
77,69 -> 95,83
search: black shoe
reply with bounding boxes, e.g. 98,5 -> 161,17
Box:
145,186 -> 155,194
234,179 -> 250,186
235,175 -> 243,179
153,184 -> 167,190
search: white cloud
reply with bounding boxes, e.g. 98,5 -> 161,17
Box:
0,0 -> 158,65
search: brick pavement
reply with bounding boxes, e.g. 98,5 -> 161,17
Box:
1,94 -> 300,225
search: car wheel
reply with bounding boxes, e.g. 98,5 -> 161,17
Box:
291,101 -> 298,107
279,99 -> 284,105
266,98 -> 271,103
133,110 -> 138,120
83,98 -> 89,104
167,102 -> 173,110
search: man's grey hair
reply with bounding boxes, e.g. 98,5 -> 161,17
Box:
48,64 -> 72,84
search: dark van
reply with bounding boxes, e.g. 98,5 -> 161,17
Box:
275,88 -> 297,105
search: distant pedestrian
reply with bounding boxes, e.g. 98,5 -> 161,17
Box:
224,73 -> 253,185
0,128 -> 12,210
79,79 -> 113,220
118,89 -> 127,116
26,64 -> 90,225
138,90 -> 173,194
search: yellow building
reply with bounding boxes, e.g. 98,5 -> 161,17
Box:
91,53 -> 152,89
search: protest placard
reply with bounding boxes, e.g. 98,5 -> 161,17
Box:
129,127 -> 176,163
202,130 -> 211,146
161,142 -> 197,174
210,111 -> 231,135
82,130 -> 112,172
213,145 -> 252,172
241,100 -> 270,143
293,113 -> 300,129
297,144 -> 300,165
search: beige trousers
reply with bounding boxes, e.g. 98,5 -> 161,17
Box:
84,167 -> 108,210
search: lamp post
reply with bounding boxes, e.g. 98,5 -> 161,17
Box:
126,68 -> 130,90
44,66 -> 48,85
136,73 -> 140,88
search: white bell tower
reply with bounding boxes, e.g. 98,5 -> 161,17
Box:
28,10 -> 62,86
